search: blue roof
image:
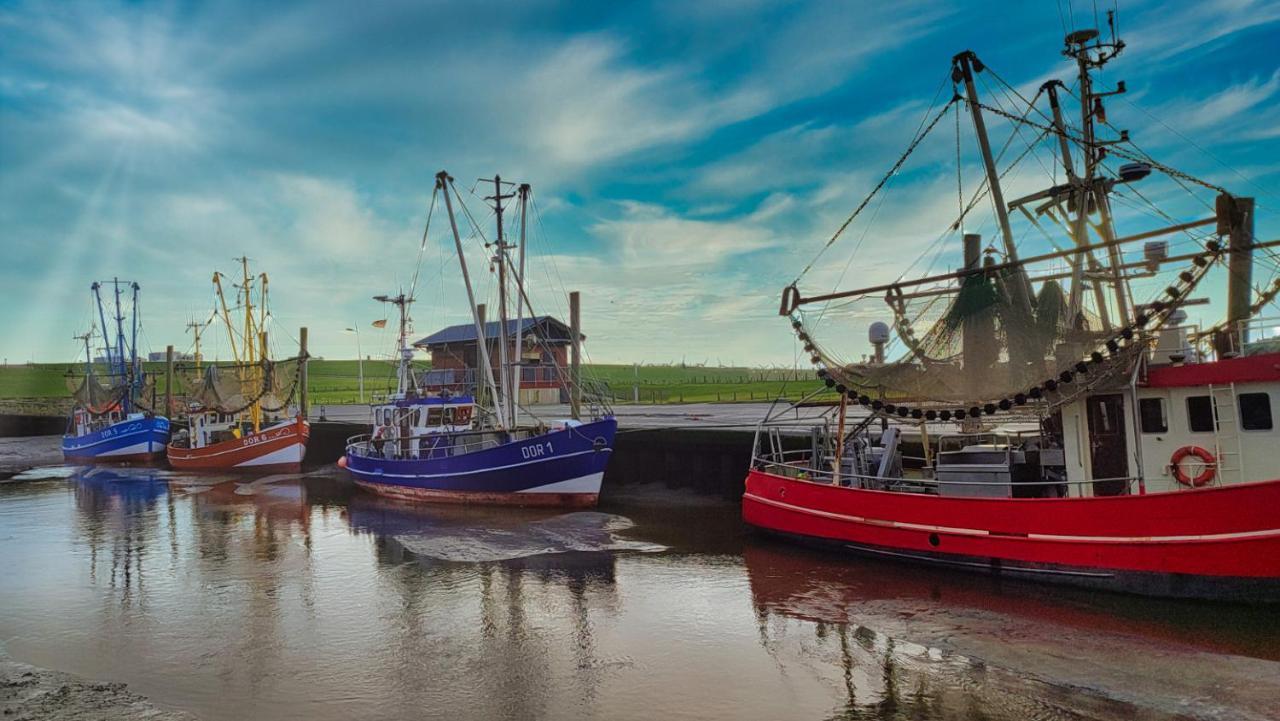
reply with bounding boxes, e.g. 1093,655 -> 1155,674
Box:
413,315 -> 576,347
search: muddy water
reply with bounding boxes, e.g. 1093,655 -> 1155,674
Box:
1,466 -> 1278,721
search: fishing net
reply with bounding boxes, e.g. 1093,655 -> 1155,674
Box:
792,231 -> 1224,417
174,356 -> 304,415
65,364 -> 157,416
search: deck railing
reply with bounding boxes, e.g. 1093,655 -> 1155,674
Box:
750,443 -> 1142,496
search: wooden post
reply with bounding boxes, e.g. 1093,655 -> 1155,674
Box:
299,327 -> 309,420
1219,194 -> 1255,355
570,291 -> 581,419
164,345 -> 174,418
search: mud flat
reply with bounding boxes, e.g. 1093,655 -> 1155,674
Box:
1,653 -> 195,721
0,436 -> 61,479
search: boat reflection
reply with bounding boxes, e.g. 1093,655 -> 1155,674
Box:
743,540 -> 1280,662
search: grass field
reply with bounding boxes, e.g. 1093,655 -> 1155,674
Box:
0,360 -> 831,411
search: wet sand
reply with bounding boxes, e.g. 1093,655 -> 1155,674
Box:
0,436 -> 61,479
1,653 -> 194,720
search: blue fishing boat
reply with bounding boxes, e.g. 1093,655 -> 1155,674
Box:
62,279 -> 170,464
341,172 -> 616,507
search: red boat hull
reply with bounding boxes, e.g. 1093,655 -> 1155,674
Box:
743,470 -> 1280,602
168,418 -> 310,473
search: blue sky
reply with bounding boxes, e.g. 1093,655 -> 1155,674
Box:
2,0 -> 1278,367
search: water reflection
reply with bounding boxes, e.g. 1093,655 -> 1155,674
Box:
743,542 -> 1280,720
0,469 -> 1275,721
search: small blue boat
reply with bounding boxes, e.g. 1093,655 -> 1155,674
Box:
62,279 -> 170,464
341,172 -> 616,507
63,413 -> 171,463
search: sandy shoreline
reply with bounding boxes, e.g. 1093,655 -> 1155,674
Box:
1,654 -> 195,721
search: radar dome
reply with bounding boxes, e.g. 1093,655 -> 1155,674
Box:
869,322 -> 891,345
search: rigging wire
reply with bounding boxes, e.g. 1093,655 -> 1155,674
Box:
793,77 -> 957,284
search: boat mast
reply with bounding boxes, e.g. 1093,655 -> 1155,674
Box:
76,331 -> 93,401
953,51 -> 1034,315
510,183 -> 530,429
91,282 -> 113,374
238,257 -> 261,432
186,319 -> 205,372
129,281 -> 140,404
1064,20 -> 1131,324
111,278 -> 130,412
437,170 -> 504,429
212,272 -> 240,363
486,175 -> 517,428
375,293 -> 415,398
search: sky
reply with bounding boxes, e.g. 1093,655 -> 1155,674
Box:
1,0 -> 1278,368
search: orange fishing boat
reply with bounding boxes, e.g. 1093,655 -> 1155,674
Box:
168,258 -> 310,472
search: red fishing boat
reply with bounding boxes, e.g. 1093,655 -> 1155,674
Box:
746,23 -> 1280,602
168,414 -> 309,473
168,258 -> 310,473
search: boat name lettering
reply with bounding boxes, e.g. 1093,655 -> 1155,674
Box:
521,441 -> 553,459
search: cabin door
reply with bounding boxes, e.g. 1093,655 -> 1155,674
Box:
1085,394 -> 1129,496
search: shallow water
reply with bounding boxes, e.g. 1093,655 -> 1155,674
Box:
1,466 -> 1278,721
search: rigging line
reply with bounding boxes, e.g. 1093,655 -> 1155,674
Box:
974,99 -> 1229,194
793,93 -> 958,284
407,184 -> 440,305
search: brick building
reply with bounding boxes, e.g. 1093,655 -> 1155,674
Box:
413,316 -> 578,404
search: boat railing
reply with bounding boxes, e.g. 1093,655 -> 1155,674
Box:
346,428 -> 541,461
750,447 -> 1141,495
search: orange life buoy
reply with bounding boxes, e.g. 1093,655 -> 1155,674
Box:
1170,446 -> 1216,487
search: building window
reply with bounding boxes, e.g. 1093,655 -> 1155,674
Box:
1239,393 -> 1273,431
1186,396 -> 1216,433
1138,398 -> 1167,433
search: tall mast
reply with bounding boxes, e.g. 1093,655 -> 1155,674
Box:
212,272 -> 240,363
129,282 -> 140,400
77,332 -> 93,386
1064,20 -> 1130,323
92,282 -> 112,371
186,319 -> 204,372
486,175 -> 516,428
374,293 -> 414,397
438,170 -> 503,429
112,278 -> 129,412
953,51 -> 1034,315
1045,80 -> 1090,328
237,256 -> 260,432
510,183 -> 530,429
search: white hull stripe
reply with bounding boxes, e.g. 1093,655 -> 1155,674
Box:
172,433 -> 304,460
744,493 -> 1280,545
237,443 -> 305,467
96,441 -> 156,457
357,448 -> 611,480
515,472 -> 604,495
65,427 -> 163,451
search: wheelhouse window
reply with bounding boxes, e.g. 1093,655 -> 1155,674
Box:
427,408 -> 443,425
1239,392 -> 1273,431
1186,396 -> 1216,433
1138,398 -> 1167,433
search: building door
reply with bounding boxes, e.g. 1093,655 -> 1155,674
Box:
1085,394 -> 1129,496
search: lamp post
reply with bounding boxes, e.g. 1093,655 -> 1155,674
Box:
344,326 -> 364,403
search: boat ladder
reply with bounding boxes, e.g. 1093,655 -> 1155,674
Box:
1209,383 -> 1245,484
